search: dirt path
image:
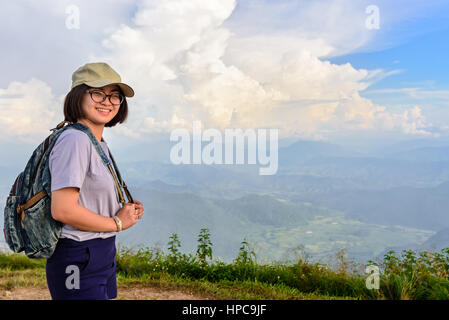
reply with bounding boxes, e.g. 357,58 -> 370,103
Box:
0,286 -> 209,300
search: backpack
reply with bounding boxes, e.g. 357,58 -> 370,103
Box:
3,120 -> 133,259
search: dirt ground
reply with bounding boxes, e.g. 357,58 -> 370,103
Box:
0,286 -> 209,300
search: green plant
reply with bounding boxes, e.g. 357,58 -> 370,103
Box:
168,233 -> 182,261
0,252 -> 46,270
373,247 -> 449,299
196,228 -> 213,265
112,233 -> 449,300
235,238 -> 257,265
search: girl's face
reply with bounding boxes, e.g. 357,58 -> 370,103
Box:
80,84 -> 122,126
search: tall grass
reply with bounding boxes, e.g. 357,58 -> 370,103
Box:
368,248 -> 449,299
1,228 -> 448,300
116,229 -> 372,299
0,251 -> 46,270
115,229 -> 449,300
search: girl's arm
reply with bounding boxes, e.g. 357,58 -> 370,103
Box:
51,187 -> 137,231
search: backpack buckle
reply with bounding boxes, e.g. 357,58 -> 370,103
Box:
50,121 -> 73,132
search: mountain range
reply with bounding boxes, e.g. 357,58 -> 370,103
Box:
2,137 -> 449,263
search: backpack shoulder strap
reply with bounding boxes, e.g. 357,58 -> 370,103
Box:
69,122 -> 132,205
108,149 -> 134,204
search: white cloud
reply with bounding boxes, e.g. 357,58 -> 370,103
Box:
0,0 -> 441,145
91,0 -> 239,138
94,0 -> 435,141
0,78 -> 61,143
398,106 -> 436,137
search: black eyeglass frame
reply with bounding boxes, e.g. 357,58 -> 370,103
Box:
85,89 -> 124,106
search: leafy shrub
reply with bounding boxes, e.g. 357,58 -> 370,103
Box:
196,228 -> 213,265
375,248 -> 449,299
3,228 -> 447,300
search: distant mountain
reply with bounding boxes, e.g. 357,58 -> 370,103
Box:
213,194 -> 312,227
373,226 -> 449,260
118,189 -> 319,262
376,138 -> 449,157
279,140 -> 360,166
118,139 -> 449,193
116,182 -> 435,263
135,179 -> 197,194
3,137 -> 449,263
278,141 -> 449,189
301,181 -> 449,231
388,146 -> 449,162
117,189 -> 240,260
284,155 -> 449,189
419,227 -> 449,251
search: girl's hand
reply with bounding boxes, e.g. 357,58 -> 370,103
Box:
115,202 -> 138,230
133,200 -> 144,220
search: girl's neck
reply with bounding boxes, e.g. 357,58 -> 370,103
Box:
77,119 -> 104,142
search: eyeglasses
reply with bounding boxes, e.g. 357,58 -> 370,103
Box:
86,90 -> 124,106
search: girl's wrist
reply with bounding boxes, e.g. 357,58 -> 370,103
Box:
112,215 -> 122,232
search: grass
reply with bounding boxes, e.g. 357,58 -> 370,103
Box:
0,255 -> 346,300
113,239 -> 374,300
116,272 -> 355,300
113,230 -> 449,300
117,273 -> 354,300
0,268 -> 47,290
0,252 -> 46,270
0,229 -> 448,300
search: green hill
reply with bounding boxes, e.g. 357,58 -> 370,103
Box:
117,187 -> 434,264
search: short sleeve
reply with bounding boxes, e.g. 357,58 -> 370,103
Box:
49,129 -> 91,192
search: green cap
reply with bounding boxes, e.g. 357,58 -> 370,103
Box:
71,62 -> 134,97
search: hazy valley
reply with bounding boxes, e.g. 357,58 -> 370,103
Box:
2,137 -> 449,265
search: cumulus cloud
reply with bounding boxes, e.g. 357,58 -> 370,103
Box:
0,0 -> 439,145
92,0 -> 239,139
0,78 -> 61,143
90,0 -> 436,142
398,106 -> 436,137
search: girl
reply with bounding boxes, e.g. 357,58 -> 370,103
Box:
45,62 -> 144,300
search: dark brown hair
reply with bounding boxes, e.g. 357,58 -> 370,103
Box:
63,84 -> 128,127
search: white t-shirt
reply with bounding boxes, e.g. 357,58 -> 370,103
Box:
49,128 -> 121,241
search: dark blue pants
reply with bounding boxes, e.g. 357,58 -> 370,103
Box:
46,236 -> 117,300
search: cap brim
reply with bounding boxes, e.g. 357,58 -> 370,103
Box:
83,80 -> 135,97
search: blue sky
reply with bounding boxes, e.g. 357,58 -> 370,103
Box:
332,27 -> 449,90
331,12 -> 449,140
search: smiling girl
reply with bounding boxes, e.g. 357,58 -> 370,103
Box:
45,62 -> 144,300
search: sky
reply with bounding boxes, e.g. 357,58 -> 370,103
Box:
1,0 -> 449,154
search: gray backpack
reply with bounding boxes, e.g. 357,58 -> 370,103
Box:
3,121 -> 133,259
